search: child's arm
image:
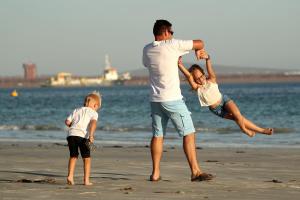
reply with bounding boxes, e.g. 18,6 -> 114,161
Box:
65,119 -> 72,127
202,52 -> 217,83
65,110 -> 75,127
88,120 -> 97,143
178,57 -> 199,90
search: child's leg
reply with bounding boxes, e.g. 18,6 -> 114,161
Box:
83,157 -> 92,185
243,118 -> 273,135
67,157 -> 77,185
67,136 -> 81,185
224,101 -> 255,137
79,138 -> 92,185
224,102 -> 273,135
225,114 -> 273,135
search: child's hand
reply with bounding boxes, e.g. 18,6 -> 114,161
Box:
195,49 -> 209,60
65,119 -> 72,127
178,56 -> 183,66
201,51 -> 209,60
89,136 -> 94,144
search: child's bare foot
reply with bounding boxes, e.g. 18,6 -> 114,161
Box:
263,128 -> 274,135
84,182 -> 93,186
67,177 -> 74,185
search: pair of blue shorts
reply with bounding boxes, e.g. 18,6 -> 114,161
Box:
150,99 -> 195,137
209,95 -> 232,118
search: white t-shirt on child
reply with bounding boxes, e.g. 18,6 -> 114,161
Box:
66,107 -> 98,139
143,39 -> 193,102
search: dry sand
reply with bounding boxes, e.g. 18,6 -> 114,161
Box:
0,141 -> 299,200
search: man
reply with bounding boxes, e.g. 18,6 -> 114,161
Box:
142,19 -> 213,182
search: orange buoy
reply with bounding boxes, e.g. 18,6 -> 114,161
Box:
11,89 -> 18,97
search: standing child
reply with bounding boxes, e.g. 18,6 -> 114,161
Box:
178,51 -> 273,137
65,91 -> 101,185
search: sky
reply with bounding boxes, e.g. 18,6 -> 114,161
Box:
0,0 -> 299,76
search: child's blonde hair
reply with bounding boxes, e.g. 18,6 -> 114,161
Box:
84,91 -> 102,107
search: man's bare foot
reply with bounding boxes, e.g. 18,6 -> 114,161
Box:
84,182 -> 93,186
67,177 -> 74,185
263,128 -> 274,135
191,172 -> 214,182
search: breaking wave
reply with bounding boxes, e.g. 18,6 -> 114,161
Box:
0,125 -> 295,134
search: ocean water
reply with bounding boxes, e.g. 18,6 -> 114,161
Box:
0,83 -> 299,148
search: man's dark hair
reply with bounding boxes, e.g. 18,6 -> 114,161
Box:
153,19 -> 172,36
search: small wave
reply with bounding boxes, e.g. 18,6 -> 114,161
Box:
273,128 -> 295,133
195,127 -> 239,134
97,126 -> 152,132
0,125 -> 296,134
0,125 -> 20,131
195,127 -> 296,134
0,125 -> 151,132
0,125 -> 62,131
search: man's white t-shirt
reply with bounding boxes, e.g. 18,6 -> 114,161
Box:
66,107 -> 98,138
143,39 -> 193,102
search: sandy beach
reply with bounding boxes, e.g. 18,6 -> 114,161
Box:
0,141 -> 299,200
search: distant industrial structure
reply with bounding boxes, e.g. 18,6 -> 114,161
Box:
23,62 -> 37,80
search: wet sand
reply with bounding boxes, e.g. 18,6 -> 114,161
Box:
0,141 -> 299,200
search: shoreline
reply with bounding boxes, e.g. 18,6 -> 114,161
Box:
0,138 -> 300,149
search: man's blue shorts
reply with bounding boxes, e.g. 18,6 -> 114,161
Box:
150,99 -> 195,137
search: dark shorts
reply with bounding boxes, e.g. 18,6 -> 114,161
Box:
67,136 -> 90,158
209,95 -> 232,118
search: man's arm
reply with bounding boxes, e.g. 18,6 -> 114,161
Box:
178,57 -> 199,90
88,120 -> 97,143
192,40 -> 204,50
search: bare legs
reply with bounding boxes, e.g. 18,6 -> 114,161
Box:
67,157 -> 92,185
83,158 -> 92,185
150,133 -> 203,180
150,136 -> 163,180
224,101 -> 273,137
183,133 -> 202,178
67,157 -> 77,185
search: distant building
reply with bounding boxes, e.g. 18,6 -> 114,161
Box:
23,63 -> 37,80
